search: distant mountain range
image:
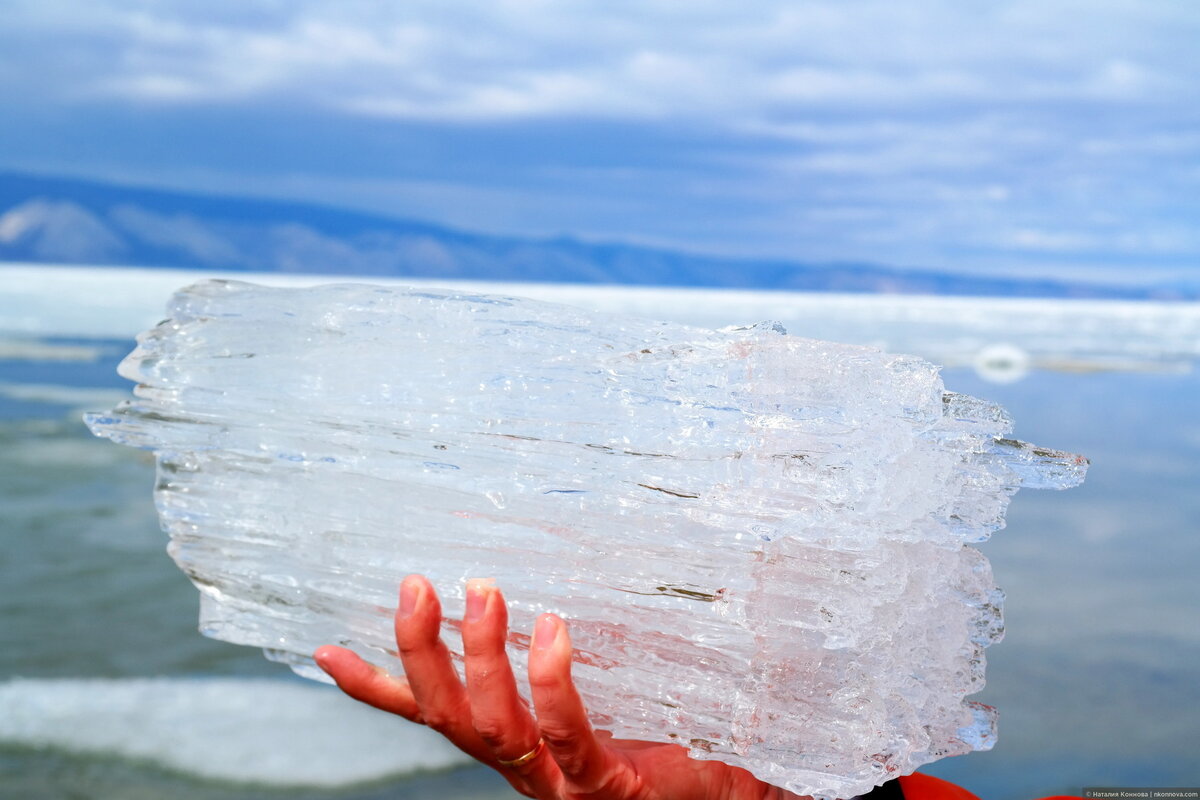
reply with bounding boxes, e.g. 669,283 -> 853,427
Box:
0,170 -> 1192,299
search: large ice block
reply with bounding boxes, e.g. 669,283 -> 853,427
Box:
86,280 -> 1087,799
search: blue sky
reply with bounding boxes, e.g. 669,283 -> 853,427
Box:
2,1 -> 1198,286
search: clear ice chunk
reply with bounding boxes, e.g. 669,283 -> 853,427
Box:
85,280 -> 1088,799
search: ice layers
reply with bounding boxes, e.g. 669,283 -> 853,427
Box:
86,280 -> 1087,799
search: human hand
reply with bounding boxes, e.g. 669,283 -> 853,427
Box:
315,575 -> 808,800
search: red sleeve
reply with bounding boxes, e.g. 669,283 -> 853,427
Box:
897,773 -> 1083,800
898,773 -> 983,800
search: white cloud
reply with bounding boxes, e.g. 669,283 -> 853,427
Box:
7,0 -> 1195,123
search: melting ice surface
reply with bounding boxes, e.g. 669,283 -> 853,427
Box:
86,280 -> 1088,799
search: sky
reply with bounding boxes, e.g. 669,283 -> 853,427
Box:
2,0 -> 1198,286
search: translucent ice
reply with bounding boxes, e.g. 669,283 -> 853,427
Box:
86,281 -> 1087,799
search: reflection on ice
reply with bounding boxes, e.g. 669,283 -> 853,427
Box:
974,344 -> 1031,384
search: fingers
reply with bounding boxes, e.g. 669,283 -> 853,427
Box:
461,580 -> 563,797
313,645 -> 421,721
392,573 -> 507,769
320,577 -> 540,799
397,574 -> 560,799
322,577 -> 624,799
528,614 -> 627,794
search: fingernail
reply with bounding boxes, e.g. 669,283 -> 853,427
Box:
533,615 -> 558,650
313,650 -> 331,674
399,576 -> 420,619
465,580 -> 489,622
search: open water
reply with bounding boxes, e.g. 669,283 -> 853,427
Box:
1,288 -> 1198,800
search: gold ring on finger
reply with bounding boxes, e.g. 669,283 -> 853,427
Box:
497,737 -> 546,769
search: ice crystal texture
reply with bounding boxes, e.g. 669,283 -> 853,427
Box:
86,281 -> 1087,799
